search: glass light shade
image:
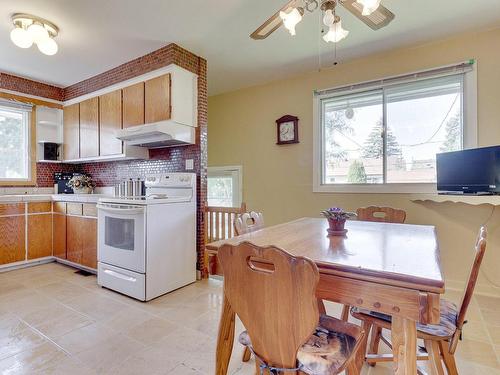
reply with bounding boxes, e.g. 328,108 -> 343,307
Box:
37,37 -> 58,55
322,9 -> 335,27
323,20 -> 349,43
27,23 -> 49,44
279,8 -> 302,36
356,0 -> 382,15
10,27 -> 33,48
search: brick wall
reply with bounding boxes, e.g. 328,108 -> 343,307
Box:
4,43 -> 208,277
0,72 -> 64,101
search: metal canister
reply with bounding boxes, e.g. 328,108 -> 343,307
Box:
125,179 -> 134,197
132,179 -> 143,197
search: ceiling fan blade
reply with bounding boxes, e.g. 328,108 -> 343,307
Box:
250,0 -> 300,40
341,0 -> 395,30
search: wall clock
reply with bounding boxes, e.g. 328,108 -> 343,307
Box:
275,115 -> 299,145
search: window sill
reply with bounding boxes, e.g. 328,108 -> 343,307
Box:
313,183 -> 437,194
0,180 -> 36,187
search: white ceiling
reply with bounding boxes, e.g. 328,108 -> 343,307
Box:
1,0 -> 500,95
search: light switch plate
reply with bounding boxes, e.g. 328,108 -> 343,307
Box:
185,159 -> 194,170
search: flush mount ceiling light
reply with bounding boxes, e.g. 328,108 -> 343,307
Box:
251,0 -> 394,43
10,13 -> 59,55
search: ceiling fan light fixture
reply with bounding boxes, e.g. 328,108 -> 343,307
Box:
279,7 -> 303,36
356,0 -> 382,16
323,18 -> 349,43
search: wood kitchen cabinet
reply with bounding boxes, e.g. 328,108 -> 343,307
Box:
53,213 -> 66,259
79,97 -> 99,158
27,214 -> 53,259
0,216 -> 25,265
63,103 -> 80,160
99,90 -> 123,156
67,215 -> 97,269
145,74 -> 171,123
122,82 -> 145,128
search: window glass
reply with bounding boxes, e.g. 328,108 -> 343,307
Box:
207,167 -> 242,207
322,91 -> 383,184
208,176 -> 234,207
320,75 -> 464,185
386,77 -> 462,183
0,106 -> 30,181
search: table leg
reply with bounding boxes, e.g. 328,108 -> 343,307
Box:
391,316 -> 417,375
215,295 -> 236,375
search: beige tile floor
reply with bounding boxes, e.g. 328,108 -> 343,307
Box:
0,262 -> 499,374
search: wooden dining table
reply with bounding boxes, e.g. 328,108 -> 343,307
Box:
206,217 -> 444,375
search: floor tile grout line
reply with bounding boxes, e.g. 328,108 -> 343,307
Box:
17,318 -> 74,357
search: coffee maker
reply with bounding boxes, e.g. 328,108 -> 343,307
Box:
54,172 -> 75,194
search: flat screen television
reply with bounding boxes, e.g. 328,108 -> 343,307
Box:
437,146 -> 500,195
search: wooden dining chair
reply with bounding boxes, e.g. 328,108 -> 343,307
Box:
351,227 -> 488,375
356,206 -> 407,224
204,203 -> 246,275
234,211 -> 265,235
337,206 -> 408,322
218,241 -> 366,375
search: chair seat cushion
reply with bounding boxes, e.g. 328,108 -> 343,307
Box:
352,299 -> 458,338
238,315 -> 358,375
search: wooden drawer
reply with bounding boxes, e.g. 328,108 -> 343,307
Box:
53,202 -> 66,214
0,203 -> 24,216
83,204 -> 97,217
28,202 -> 52,213
66,203 -> 83,216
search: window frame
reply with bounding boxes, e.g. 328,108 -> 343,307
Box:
0,102 -> 36,186
313,63 -> 478,194
207,165 -> 243,207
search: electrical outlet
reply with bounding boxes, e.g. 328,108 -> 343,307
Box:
185,159 -> 194,170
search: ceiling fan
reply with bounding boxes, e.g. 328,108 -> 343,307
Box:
251,0 -> 395,43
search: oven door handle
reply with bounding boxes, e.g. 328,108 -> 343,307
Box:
96,204 -> 145,215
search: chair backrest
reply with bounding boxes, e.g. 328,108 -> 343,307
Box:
234,211 -> 265,235
356,206 -> 406,223
205,202 -> 246,242
457,227 -> 487,330
218,242 -> 319,369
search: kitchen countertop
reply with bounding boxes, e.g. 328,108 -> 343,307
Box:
0,194 -> 112,204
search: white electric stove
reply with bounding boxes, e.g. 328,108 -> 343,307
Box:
96,173 -> 197,301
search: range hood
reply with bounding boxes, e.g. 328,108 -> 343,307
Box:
116,121 -> 195,148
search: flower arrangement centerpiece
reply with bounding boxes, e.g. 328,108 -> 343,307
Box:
67,175 -> 96,194
320,207 -> 357,236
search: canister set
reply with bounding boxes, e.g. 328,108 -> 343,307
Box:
114,178 -> 146,197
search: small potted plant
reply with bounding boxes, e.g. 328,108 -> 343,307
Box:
320,207 -> 357,236
67,175 -> 96,194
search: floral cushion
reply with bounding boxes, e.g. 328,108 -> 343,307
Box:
238,315 -> 357,375
352,299 -> 458,338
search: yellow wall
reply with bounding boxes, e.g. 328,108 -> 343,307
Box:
208,27 -> 500,296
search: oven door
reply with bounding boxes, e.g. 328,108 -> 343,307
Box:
97,203 -> 146,273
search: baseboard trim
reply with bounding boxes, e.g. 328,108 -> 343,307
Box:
0,257 -> 55,273
54,258 -> 97,274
